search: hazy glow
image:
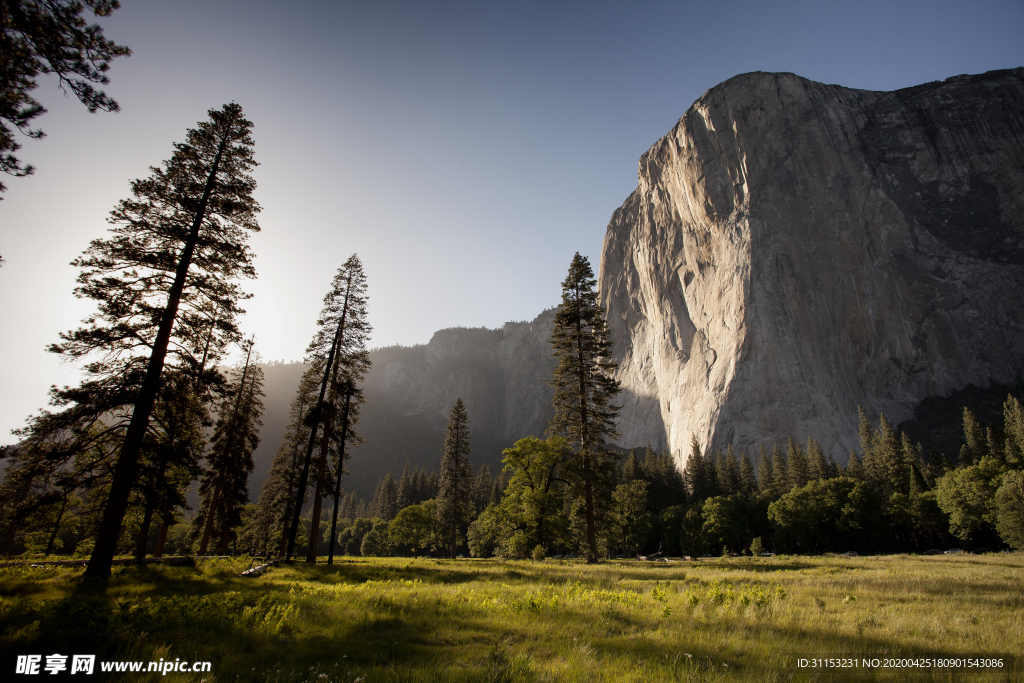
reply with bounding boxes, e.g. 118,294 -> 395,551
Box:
1,0 -> 1022,439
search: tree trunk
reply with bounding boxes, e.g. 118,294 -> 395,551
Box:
153,520 -> 169,558
327,389 -> 354,565
306,450 -> 328,563
134,499 -> 155,562
3,525 -> 16,557
217,516 -> 232,554
45,495 -> 69,557
85,113 -> 237,579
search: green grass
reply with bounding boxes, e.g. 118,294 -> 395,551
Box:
1,554 -> 1022,682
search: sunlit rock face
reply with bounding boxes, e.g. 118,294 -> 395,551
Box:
599,68 -> 1024,468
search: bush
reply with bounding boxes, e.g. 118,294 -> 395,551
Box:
532,545 -> 546,561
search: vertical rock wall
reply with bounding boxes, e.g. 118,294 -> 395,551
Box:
599,69 -> 1024,467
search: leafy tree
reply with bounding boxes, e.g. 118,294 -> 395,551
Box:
994,470 -> 1024,550
360,520 -> 392,557
195,343 -> 265,554
0,0 -> 130,195
491,436 -> 569,554
768,478 -> 881,553
437,398 -> 472,558
701,495 -> 748,554
548,253 -> 621,563
391,500 -> 443,556
935,458 -> 1003,546
37,103 -> 260,578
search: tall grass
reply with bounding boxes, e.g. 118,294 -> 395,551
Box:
0,554 -> 1021,681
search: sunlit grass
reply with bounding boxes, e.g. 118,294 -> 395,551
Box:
0,553 -> 1021,681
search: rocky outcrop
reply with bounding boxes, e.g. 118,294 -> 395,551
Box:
248,311 -> 558,499
599,68 -> 1024,467
363,309 -> 557,443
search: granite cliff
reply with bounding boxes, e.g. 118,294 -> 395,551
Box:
600,68 -> 1024,467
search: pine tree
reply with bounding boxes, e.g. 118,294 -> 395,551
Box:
683,437 -> 710,503
472,464 -> 493,514
1004,395 -> 1024,466
397,460 -> 414,510
739,451 -> 757,496
253,366 -> 318,556
875,414 -> 904,496
196,341 -> 265,554
547,253 -> 621,563
437,398 -> 472,558
771,446 -> 788,495
962,408 -> 988,465
846,451 -> 865,481
286,255 -> 371,562
787,438 -> 809,490
1,0 -> 131,195
66,104 -> 259,578
807,438 -> 828,481
622,450 -> 641,482
756,445 -> 772,497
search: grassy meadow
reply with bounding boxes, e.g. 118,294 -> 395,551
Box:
0,553 -> 1021,682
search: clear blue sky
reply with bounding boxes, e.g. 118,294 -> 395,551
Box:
1,0 -> 1022,440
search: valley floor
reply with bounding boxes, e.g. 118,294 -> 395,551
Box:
0,554 -> 1021,682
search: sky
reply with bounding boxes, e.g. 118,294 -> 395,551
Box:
1,0 -> 1022,441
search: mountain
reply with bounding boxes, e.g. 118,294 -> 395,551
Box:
249,311 -> 557,500
600,68 -> 1024,466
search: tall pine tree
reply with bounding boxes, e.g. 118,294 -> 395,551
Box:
437,398 -> 472,558
548,253 -> 621,563
58,103 -> 260,578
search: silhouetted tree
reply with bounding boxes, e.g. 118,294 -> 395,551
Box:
0,0 -> 130,194
41,103 -> 260,578
196,341 -> 264,554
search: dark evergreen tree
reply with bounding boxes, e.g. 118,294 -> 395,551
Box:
846,451 -> 865,481
196,342 -> 265,554
739,451 -> 757,496
961,407 -> 987,465
683,437 -> 712,504
787,438 -> 809,490
0,0 -> 130,195
622,450 -> 641,483
254,365 -> 318,556
472,464 -> 493,514
547,253 -> 621,563
371,473 -> 398,521
437,398 -> 472,558
807,438 -> 828,481
756,445 -> 772,497
286,255 -> 371,562
57,103 -> 260,578
771,445 -> 789,495
397,460 -> 414,510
